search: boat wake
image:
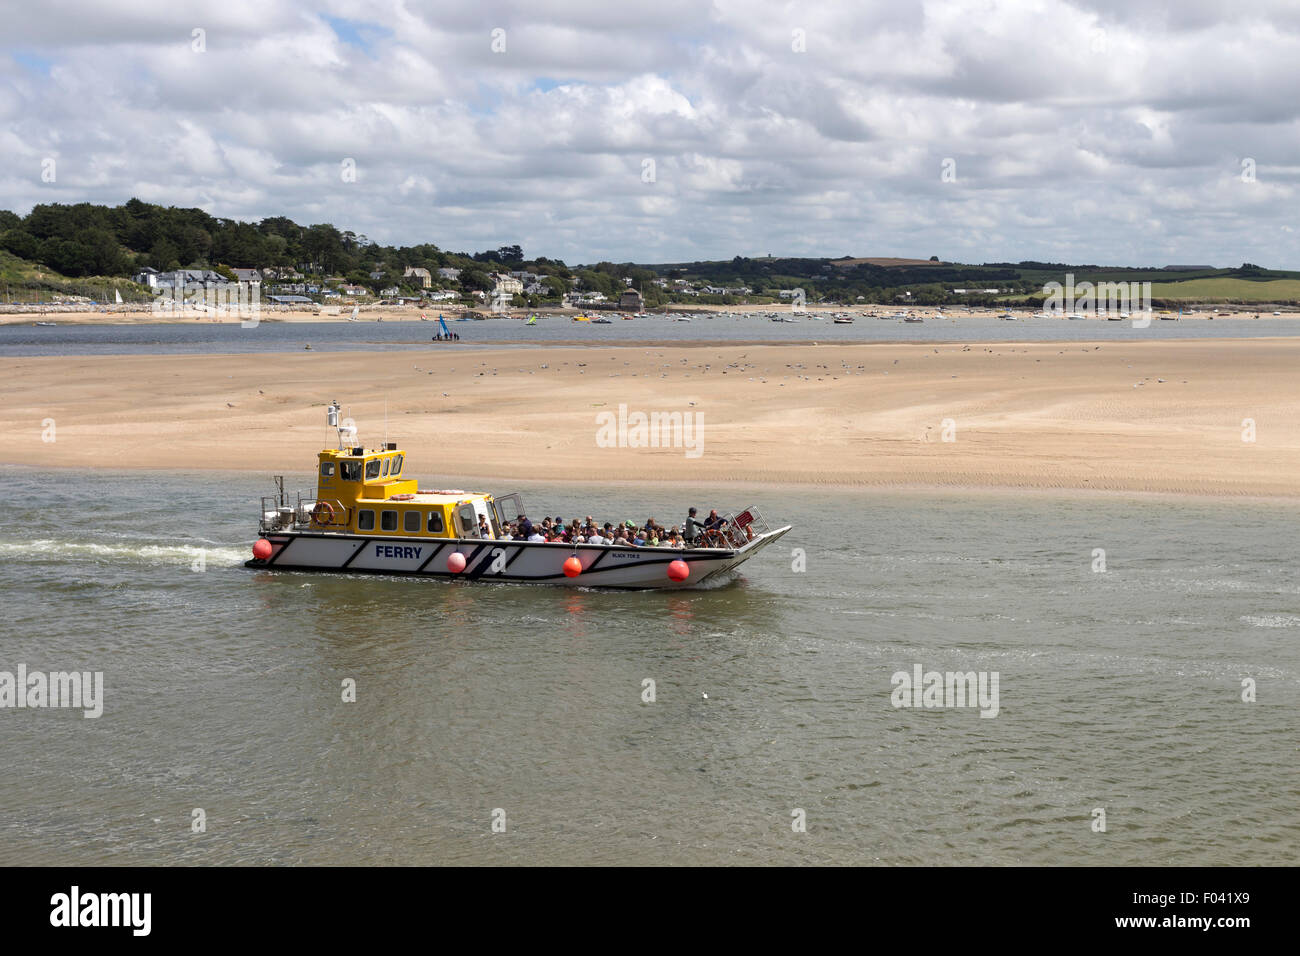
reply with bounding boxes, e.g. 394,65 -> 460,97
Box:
0,537 -> 249,567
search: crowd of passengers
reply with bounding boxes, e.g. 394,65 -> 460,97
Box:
475,507 -> 735,548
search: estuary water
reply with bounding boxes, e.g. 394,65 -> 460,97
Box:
0,467 -> 1296,865
5,314 -> 1300,356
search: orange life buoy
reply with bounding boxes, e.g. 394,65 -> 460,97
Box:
391,493 -> 415,501
310,501 -> 336,525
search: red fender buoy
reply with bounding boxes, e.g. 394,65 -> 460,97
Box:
667,559 -> 690,581
252,538 -> 273,560
563,556 -> 583,578
447,552 -> 467,573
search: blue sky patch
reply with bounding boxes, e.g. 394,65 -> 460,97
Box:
323,16 -> 392,55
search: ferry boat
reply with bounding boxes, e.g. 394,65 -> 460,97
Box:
245,403 -> 792,588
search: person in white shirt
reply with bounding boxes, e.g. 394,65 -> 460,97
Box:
527,531 -> 545,542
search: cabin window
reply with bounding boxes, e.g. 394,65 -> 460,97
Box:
427,511 -> 444,533
366,459 -> 382,480
404,510 -> 420,533
381,510 -> 398,532
340,461 -> 362,481
391,455 -> 403,475
320,462 -> 335,477
458,504 -> 477,535
382,458 -> 391,477
357,509 -> 375,531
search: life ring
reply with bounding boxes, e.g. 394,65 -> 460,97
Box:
418,489 -> 465,495
310,501 -> 336,526
391,493 -> 415,501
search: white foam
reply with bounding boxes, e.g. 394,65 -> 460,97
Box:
0,538 -> 248,567
1239,614 -> 1300,628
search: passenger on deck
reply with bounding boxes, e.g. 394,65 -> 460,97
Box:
684,507 -> 704,544
477,514 -> 492,539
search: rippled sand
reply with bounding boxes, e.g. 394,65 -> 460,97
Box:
4,338 -> 1300,496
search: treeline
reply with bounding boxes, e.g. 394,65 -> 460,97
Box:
0,199 -> 558,289
651,255 -> 1024,287
0,199 -> 692,304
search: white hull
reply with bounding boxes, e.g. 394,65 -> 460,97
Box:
247,526 -> 791,589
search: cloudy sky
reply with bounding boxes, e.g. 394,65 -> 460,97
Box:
1,0 -> 1297,266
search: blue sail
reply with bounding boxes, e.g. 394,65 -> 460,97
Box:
439,314 -> 451,337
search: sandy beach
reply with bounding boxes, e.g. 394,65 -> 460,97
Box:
4,339 -> 1299,496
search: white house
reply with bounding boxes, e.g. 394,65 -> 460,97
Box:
493,274 -> 524,295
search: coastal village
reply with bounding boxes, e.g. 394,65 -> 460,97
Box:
126,263 -> 654,313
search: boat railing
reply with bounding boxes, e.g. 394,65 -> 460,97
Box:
697,506 -> 773,549
258,496 -> 295,533
292,492 -> 353,531
259,491 -> 354,533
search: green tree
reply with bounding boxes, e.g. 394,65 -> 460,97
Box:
0,229 -> 39,260
461,269 -> 494,292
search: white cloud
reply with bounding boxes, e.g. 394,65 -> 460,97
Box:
0,0 -> 1296,266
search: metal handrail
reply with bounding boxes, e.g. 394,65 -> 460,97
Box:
293,492 -> 352,530
695,506 -> 771,549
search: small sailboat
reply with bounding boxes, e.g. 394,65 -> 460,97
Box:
526,315 -> 537,325
349,306 -> 360,322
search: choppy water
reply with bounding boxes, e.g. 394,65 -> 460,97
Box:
0,467 -> 1296,865
4,314 -> 1300,356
